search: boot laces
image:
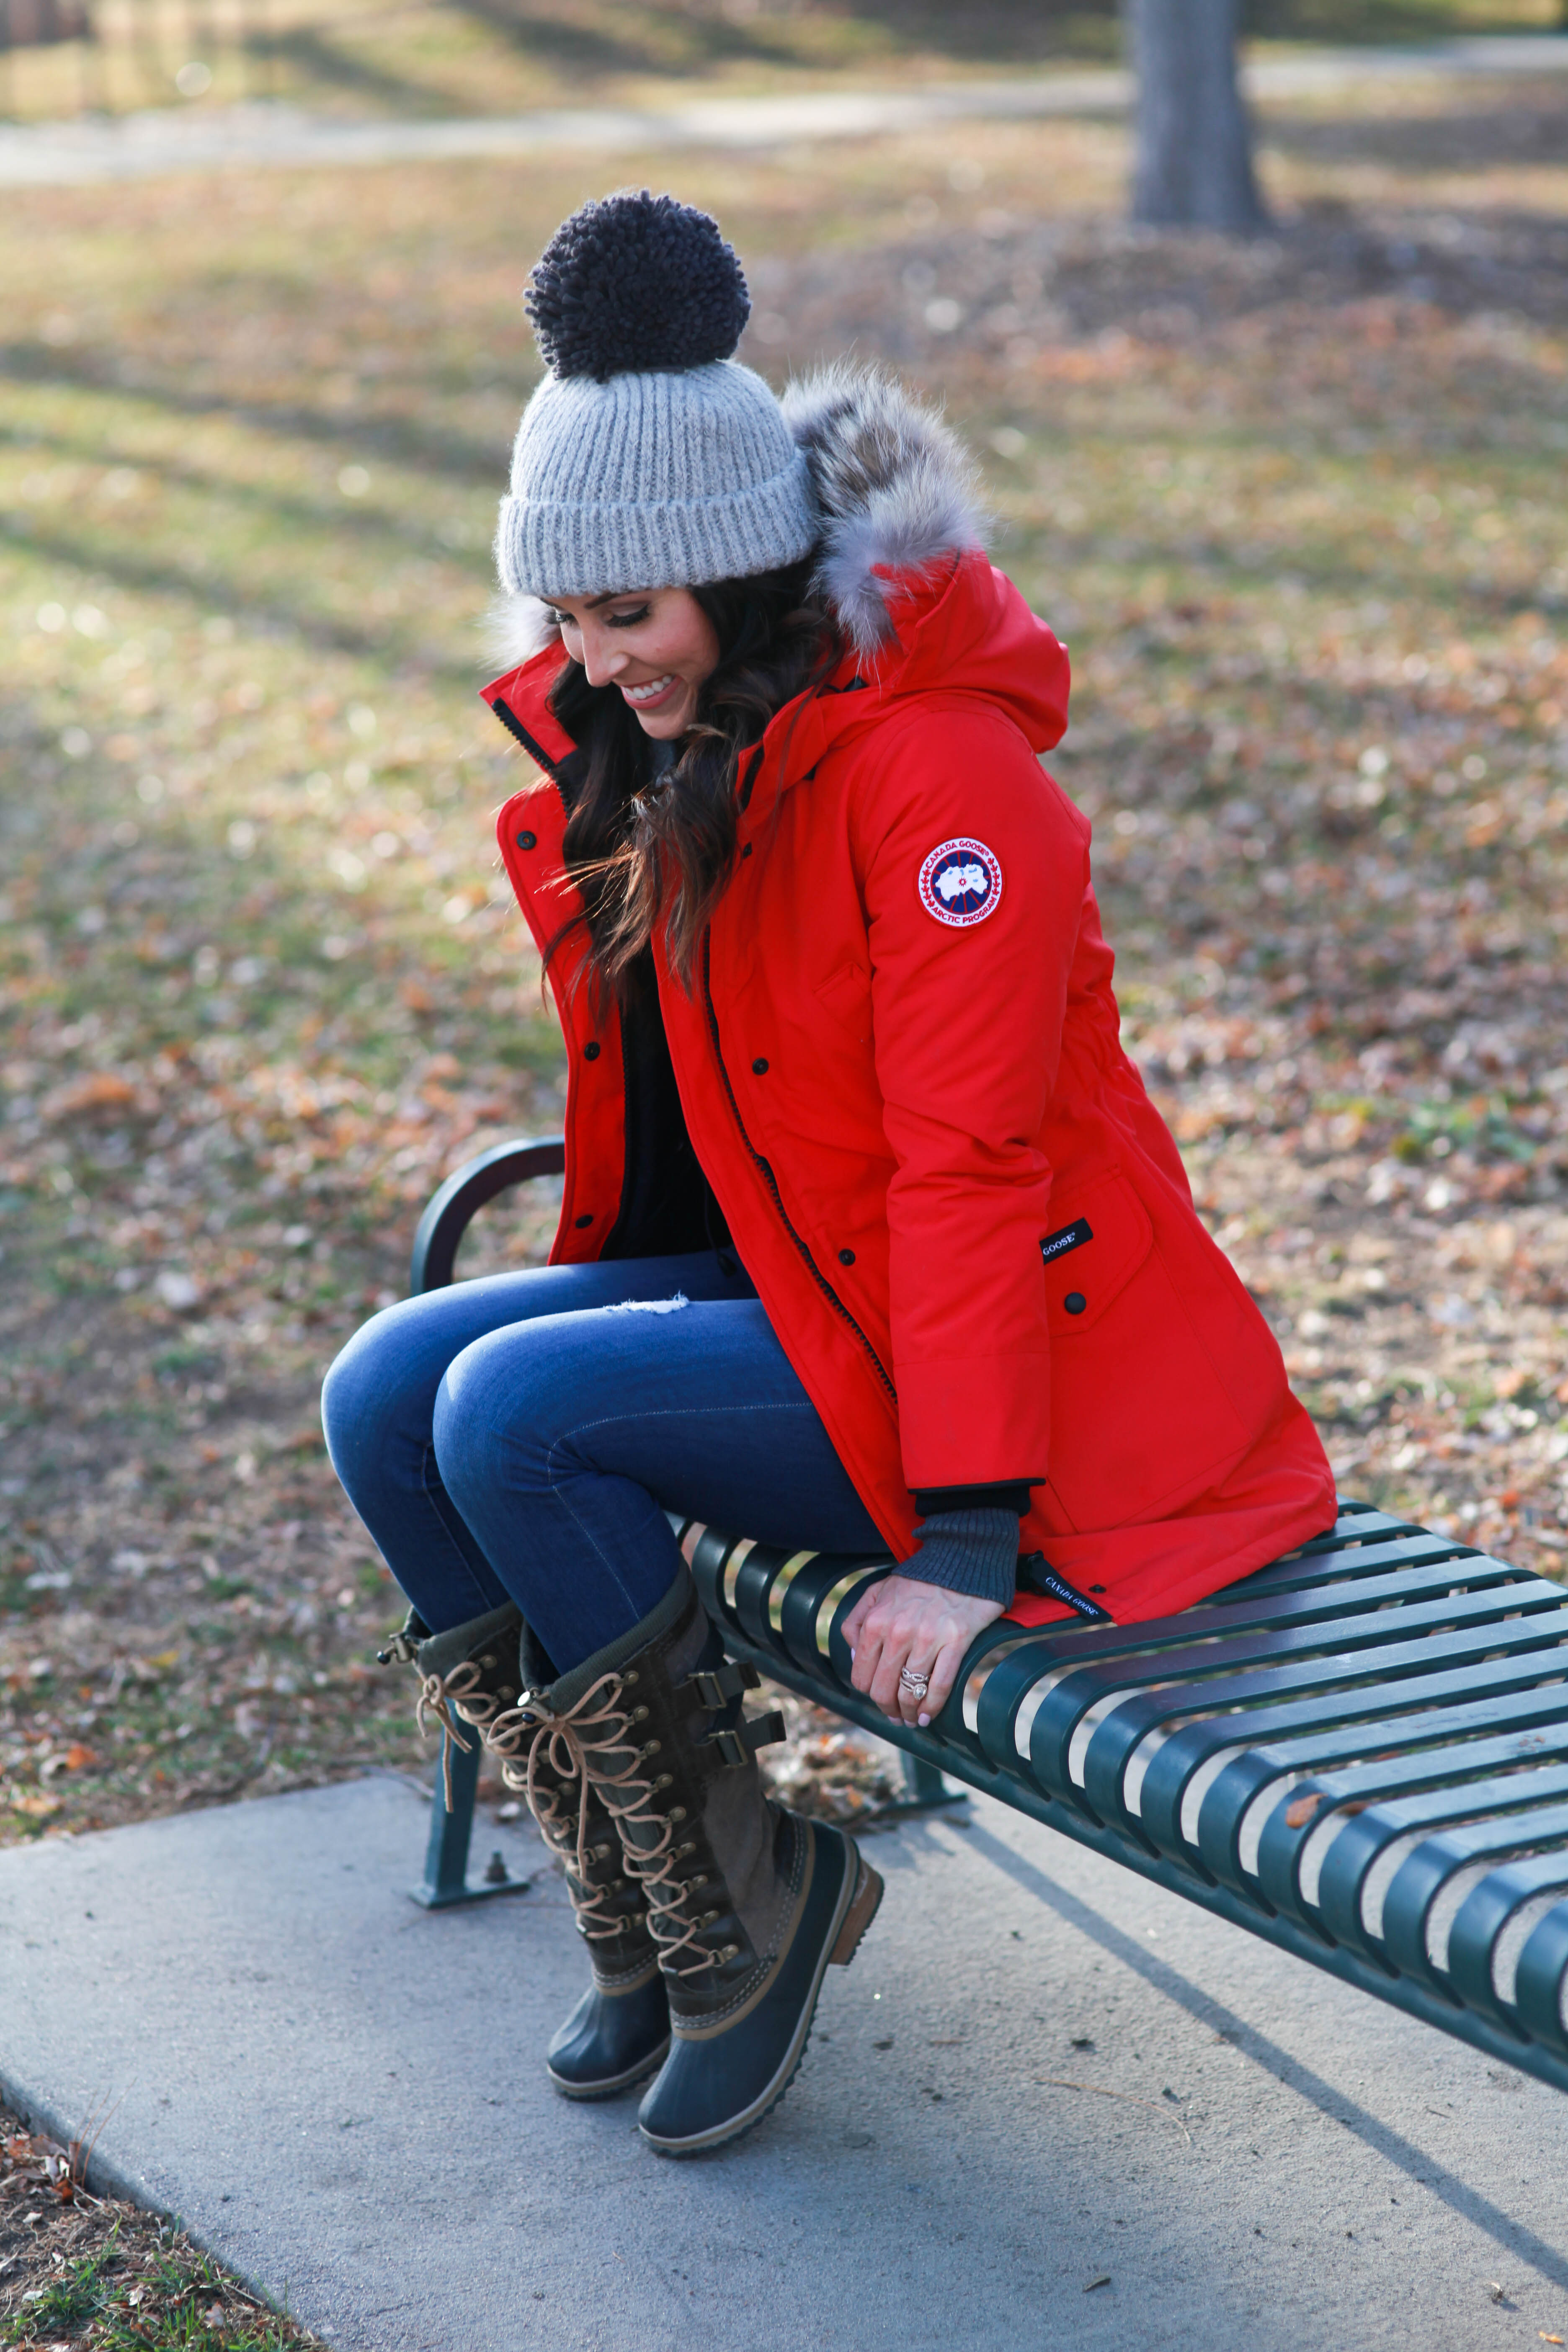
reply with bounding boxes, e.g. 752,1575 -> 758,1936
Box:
413,1658 -> 505,1810
484,1679 -> 649,1945
488,1678 -> 725,1975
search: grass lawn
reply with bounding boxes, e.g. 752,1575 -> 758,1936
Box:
3,0 -> 1565,122
1,57 -> 1567,2349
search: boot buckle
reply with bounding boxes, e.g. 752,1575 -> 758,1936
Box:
687,1661 -> 762,1710
702,1710 -> 786,1768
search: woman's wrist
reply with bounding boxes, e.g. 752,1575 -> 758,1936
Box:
900,1504 -> 1018,1607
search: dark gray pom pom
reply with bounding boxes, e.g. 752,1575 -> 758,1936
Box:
525,190 -> 750,383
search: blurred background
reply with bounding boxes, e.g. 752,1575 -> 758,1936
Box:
3,2 -> 1567,1849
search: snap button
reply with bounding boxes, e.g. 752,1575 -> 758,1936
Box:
838,1248 -> 856,1266
583,1041 -> 601,1061
752,1057 -> 769,1075
740,843 -> 753,859
1064,1291 -> 1087,1315
574,1213 -> 593,1229
515,829 -> 537,850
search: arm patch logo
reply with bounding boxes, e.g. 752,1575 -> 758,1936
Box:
917,837 -> 1003,928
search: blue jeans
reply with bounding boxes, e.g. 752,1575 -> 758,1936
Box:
320,1251 -> 885,1675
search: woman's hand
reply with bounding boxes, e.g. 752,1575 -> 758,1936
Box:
841,1574 -> 1005,1728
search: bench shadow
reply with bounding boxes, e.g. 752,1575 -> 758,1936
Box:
962,1816 -> 1568,2295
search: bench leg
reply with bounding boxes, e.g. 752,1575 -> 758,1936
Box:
409,1730 -> 529,1909
896,1751 -> 967,1812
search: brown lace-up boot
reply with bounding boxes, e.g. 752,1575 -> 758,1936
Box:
488,1565 -> 882,2156
378,1601 -> 670,2098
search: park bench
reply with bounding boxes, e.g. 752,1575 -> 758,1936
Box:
402,1134 -> 1568,2099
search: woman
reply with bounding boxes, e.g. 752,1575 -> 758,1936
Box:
323,191 -> 1335,2158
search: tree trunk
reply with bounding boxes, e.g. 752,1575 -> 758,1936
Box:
1126,0 -> 1269,235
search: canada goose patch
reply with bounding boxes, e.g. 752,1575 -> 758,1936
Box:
918,836 -> 1003,928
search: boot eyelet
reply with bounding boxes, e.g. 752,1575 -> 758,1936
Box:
718,1942 -> 740,1963
700,1909 -> 720,1927
640,1739 -> 660,1757
630,1705 -> 648,1723
653,1774 -> 673,1790
622,1670 -> 638,1685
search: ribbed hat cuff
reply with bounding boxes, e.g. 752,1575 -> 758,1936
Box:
495,449 -> 817,598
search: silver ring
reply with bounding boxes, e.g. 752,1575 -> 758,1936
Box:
898,1666 -> 931,1699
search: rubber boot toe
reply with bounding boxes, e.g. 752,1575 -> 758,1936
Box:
637,1820 -> 881,2156
547,1970 -> 671,2101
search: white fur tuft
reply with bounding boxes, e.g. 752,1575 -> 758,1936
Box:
482,590 -> 561,675
780,364 -> 986,658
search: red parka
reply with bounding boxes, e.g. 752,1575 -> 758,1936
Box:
480,396 -> 1333,1629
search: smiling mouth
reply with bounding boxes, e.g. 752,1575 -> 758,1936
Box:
622,673 -> 678,707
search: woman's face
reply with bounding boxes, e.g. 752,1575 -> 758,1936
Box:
542,587 -> 721,741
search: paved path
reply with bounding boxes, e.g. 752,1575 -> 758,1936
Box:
3,1769 -> 1567,2350
3,38 -> 1566,188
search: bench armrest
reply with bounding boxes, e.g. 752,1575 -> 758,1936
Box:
409,1135 -> 567,1296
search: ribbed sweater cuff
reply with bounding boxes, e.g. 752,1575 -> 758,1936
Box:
901,1507 -> 1018,1607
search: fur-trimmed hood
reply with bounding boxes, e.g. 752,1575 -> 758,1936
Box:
485,364 -> 985,670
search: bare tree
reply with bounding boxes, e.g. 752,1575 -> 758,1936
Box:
1125,0 -> 1269,234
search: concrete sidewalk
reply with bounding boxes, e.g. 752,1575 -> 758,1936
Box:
2,38 -> 1566,188
3,1769 -> 1566,2351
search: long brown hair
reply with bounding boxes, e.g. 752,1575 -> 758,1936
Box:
544,559 -> 835,1000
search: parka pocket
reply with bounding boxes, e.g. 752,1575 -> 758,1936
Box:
1039,1168 -> 1151,1336
1041,1167 -> 1254,1530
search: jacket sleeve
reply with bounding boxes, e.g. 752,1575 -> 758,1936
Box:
850,699 -> 1086,1496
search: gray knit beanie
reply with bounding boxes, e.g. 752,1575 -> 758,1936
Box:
495,192 -> 818,601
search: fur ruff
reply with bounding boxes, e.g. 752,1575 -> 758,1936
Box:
482,587 -> 562,676
484,364 -> 983,672
781,364 -> 986,658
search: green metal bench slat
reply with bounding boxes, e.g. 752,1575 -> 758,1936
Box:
1179,1676 -> 1568,1895
1282,1764 -> 1568,1967
1448,1859 -> 1568,2038
1079,1580 -> 1568,1839
707,1553 -> 1568,2099
1076,1616 -> 1568,1848
1376,1806 -> 1568,1996
1216,1525 -> 1485,1597
1247,1723 -> 1568,1925
1024,1596 -> 1568,1821
1073,1567 -> 1555,1809
1514,1900 -> 1568,2048
674,1500 -> 1568,2084
956,1549 -> 1533,1805
1154,1682 -> 1568,1881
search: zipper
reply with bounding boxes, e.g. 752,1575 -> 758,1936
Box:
487,693 -> 562,782
701,929 -> 896,1404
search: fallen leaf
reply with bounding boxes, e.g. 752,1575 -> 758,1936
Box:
62,1745 -> 96,1772
1084,2274 -> 1112,2293
1285,1792 -> 1324,1828
40,1072 -> 139,1121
